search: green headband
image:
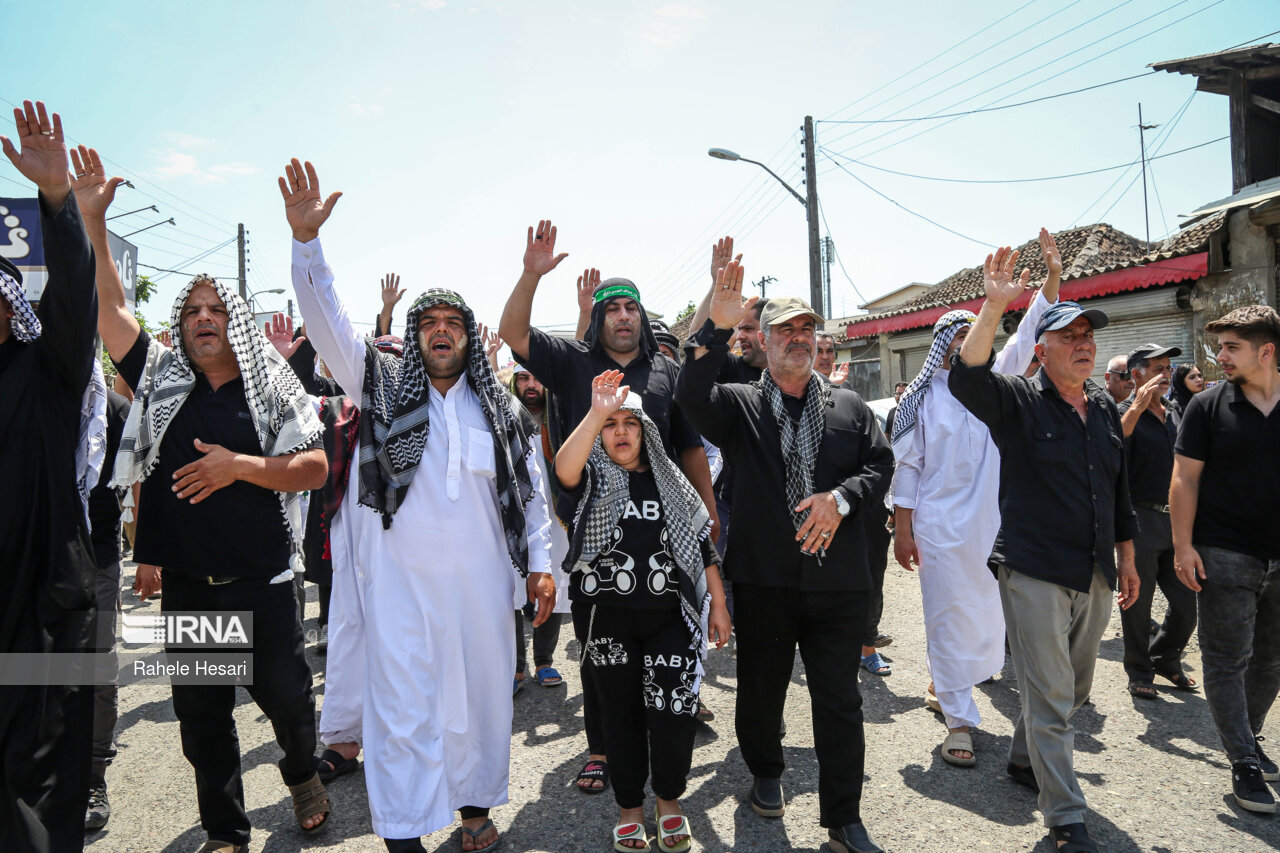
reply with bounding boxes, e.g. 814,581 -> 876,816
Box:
593,283 -> 641,305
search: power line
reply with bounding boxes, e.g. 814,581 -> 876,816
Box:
818,70 -> 1155,124
821,151 -> 993,248
820,135 -> 1225,184
816,199 -> 866,304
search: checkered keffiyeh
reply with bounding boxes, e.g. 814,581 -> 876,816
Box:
890,309 -> 976,452
111,274 -> 322,571
357,288 -> 536,575
568,395 -> 712,657
0,267 -> 41,342
758,369 -> 829,552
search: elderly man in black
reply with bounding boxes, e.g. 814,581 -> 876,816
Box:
1117,343 -> 1198,702
949,248 -> 1139,853
677,261 -> 893,853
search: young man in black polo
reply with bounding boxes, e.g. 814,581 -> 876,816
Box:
1117,343 -> 1198,701
1172,305 -> 1280,814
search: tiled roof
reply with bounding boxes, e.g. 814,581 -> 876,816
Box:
844,216 -> 1225,332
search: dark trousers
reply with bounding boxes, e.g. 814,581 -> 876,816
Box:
734,583 -> 868,827
573,604 -> 699,809
164,572 -> 317,847
91,559 -> 122,782
862,510 -> 891,646
318,581 -> 332,627
1197,545 -> 1280,766
714,495 -> 735,619
515,610 -> 564,674
1120,508 -> 1196,682
572,601 -> 607,755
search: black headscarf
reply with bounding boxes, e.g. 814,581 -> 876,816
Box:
582,278 -> 661,358
1170,363 -> 1197,411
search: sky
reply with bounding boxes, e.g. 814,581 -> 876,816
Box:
1,0 -> 1273,354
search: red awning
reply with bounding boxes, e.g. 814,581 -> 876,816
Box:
844,252 -> 1209,340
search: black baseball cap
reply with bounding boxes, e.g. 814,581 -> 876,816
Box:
1126,343 -> 1182,372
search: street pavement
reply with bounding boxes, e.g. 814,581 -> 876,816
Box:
87,556 -> 1280,852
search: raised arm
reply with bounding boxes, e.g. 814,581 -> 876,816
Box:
554,370 -> 628,492
690,236 -> 741,331
499,220 -> 568,359
376,273 -> 404,337
280,159 -> 368,397
69,144 -> 137,363
574,268 -> 600,341
959,247 -> 1028,368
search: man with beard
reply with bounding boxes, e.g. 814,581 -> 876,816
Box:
284,159 -> 555,852
1172,305 -> 1280,814
0,100 -> 100,853
508,364 -> 572,691
499,221 -> 717,794
678,261 -> 893,853
80,144 -> 332,853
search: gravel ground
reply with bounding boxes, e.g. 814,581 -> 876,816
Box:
87,556 -> 1280,853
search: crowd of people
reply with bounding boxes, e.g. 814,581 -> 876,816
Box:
3,99 -> 1279,853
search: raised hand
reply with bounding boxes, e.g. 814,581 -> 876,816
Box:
710,236 -> 742,284
708,259 -> 758,330
830,361 -> 849,385
264,312 -> 306,358
380,273 -> 405,309
576,268 -> 602,315
158,329 -> 174,349
524,219 -> 569,276
983,247 -> 1031,307
1132,373 -> 1165,412
477,321 -> 503,370
278,158 -> 342,243
589,369 -> 630,416
70,145 -> 125,222
1,100 -> 71,204
1039,227 -> 1062,282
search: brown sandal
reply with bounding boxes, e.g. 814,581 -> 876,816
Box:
288,772 -> 332,833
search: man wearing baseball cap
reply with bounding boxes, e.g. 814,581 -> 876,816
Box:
949,248 -> 1139,853
1117,343 -> 1198,702
679,263 -> 893,853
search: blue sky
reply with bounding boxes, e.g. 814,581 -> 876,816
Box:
1,0 -> 1272,347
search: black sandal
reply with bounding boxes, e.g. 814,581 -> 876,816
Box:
1049,823 -> 1099,853
1127,681 -> 1158,700
316,748 -> 360,782
575,759 -> 610,795
1155,669 -> 1198,691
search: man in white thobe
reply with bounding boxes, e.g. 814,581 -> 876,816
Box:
891,230 -> 1060,769
281,159 -> 555,853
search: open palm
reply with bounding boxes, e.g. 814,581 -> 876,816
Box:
524,219 -> 569,276
278,158 -> 342,241
70,146 -> 124,220
983,247 -> 1030,305
1,101 -> 69,193
590,369 -> 630,415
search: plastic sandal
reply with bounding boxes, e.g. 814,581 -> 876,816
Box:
461,818 -> 500,853
513,676 -> 524,697
287,772 -> 331,834
534,666 -> 564,687
576,759 -> 610,794
316,748 -> 360,782
925,689 -> 942,714
861,652 -> 891,676
1127,680 -> 1158,700
1155,669 -> 1198,691
940,731 -> 976,767
612,821 -> 649,852
1049,822 -> 1100,853
653,809 -> 692,852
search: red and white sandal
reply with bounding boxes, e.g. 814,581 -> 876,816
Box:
654,809 -> 692,852
613,821 -> 649,852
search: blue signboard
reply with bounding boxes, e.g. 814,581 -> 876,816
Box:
1,196 -> 136,307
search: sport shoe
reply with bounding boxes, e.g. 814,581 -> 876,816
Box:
1232,762 -> 1277,814
85,779 -> 110,830
1256,736 -> 1279,782
317,624 -> 329,654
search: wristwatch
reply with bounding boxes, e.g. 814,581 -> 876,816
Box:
829,488 -> 850,517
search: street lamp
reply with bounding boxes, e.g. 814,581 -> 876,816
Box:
707,116 -> 824,317
247,287 -> 285,315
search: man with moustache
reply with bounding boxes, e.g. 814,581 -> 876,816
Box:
678,261 -> 893,853
1172,306 -> 1280,814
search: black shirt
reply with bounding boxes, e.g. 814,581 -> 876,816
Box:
948,355 -> 1138,592
1117,395 -> 1181,506
114,330 -> 321,579
1175,381 -> 1280,560
517,328 -> 700,461
676,327 -> 894,592
87,389 -> 131,567
560,469 -> 716,607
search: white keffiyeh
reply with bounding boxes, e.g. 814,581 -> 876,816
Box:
890,309 -> 976,457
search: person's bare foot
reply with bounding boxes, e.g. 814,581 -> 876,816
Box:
616,806 -> 647,849
576,754 -> 608,791
328,741 -> 359,761
945,726 -> 973,761
655,798 -> 689,849
460,816 -> 498,851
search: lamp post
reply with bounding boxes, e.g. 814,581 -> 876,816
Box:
707,116 -> 824,316
247,287 -> 285,317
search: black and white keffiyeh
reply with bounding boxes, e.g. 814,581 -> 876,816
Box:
568,395 -> 713,662
0,265 -> 41,342
757,369 -> 829,549
111,274 -> 322,571
889,309 -> 976,453
357,288 -> 536,575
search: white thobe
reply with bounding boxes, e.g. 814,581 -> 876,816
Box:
292,239 -> 552,839
892,292 -> 1052,718
518,444 -> 571,614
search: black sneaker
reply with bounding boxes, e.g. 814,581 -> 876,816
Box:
85,780 -> 110,830
828,821 -> 885,853
1232,762 -> 1277,814
749,777 -> 785,818
1007,762 -> 1040,794
1256,736 -> 1280,782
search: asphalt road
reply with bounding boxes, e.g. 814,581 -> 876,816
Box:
86,557 -> 1280,853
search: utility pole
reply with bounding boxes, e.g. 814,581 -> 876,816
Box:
753,275 -> 776,298
802,116 -> 824,317
821,235 -> 834,319
1138,104 -> 1159,245
237,223 -> 247,300
287,298 -> 294,324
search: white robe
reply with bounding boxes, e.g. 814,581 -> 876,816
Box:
518,444 -> 571,614
891,292 -> 1051,698
293,238 -> 552,839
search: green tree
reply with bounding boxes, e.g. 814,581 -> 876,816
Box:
675,300 -> 696,323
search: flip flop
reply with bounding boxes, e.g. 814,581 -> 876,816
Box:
940,731 -> 976,767
461,818 -> 500,853
513,677 -> 524,697
534,666 -> 564,687
315,748 -> 360,782
1128,681 -> 1158,700
861,652 -> 891,676
1155,669 -> 1198,691
576,759 -> 610,794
